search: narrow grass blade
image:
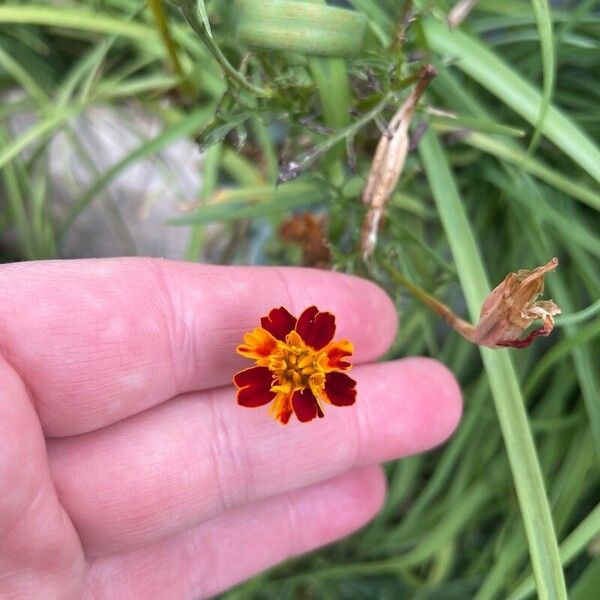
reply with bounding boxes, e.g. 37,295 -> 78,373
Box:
429,114 -> 525,137
423,18 -> 600,184
461,131 -> 600,211
0,127 -> 34,258
0,108 -> 77,170
185,142 -> 222,261
197,0 -> 213,38
0,5 -> 157,42
528,0 -> 555,151
508,502 -> 600,600
170,182 -> 325,225
419,129 -> 567,600
0,45 -> 48,105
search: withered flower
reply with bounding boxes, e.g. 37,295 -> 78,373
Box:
389,258 -> 561,349
361,65 -> 436,260
469,258 -> 561,348
280,213 -> 330,268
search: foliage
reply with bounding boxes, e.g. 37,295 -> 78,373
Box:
1,0 -> 599,598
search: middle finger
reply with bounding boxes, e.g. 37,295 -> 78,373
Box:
48,358 -> 461,557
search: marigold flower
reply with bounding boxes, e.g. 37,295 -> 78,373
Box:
234,306 -> 356,424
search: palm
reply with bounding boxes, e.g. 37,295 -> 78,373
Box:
0,259 -> 461,599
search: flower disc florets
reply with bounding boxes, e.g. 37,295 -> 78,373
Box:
233,306 -> 356,424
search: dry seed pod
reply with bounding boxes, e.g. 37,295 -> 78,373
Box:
448,0 -> 480,28
236,0 -> 367,57
470,258 -> 561,348
361,65 -> 436,259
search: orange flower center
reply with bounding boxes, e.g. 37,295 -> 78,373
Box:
267,331 -> 326,394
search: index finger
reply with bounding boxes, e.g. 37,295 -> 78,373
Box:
0,258 -> 397,436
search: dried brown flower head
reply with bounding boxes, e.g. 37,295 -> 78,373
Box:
360,65 -> 436,260
404,257 -> 562,349
280,213 -> 330,268
469,258 -> 561,348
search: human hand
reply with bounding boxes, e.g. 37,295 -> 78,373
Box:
0,258 -> 461,598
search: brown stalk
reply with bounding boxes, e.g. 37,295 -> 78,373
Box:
360,65 -> 436,260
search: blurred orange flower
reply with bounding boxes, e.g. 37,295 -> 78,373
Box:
234,306 -> 356,424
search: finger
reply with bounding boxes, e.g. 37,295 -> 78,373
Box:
0,357 -> 85,599
0,259 -> 397,437
86,466 -> 385,599
48,358 -> 461,556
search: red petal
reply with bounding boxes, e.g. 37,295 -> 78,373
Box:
292,388 -> 323,422
260,307 -> 297,341
296,306 -> 336,350
497,324 -> 552,349
325,343 -> 352,370
279,409 -> 292,425
234,366 -> 276,407
324,371 -> 356,406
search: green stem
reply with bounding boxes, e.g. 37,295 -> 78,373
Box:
179,4 -> 269,97
279,91 -> 395,182
381,260 -> 473,337
555,298 -> 600,328
147,0 -> 194,96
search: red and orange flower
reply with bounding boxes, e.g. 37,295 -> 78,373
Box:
234,306 -> 357,424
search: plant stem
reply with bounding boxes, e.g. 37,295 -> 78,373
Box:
381,260 -> 474,340
147,0 -> 194,96
179,4 -> 269,98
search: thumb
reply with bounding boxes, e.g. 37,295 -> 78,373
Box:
0,357 -> 84,598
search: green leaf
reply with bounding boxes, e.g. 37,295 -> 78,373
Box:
169,181 -> 325,225
423,18 -> 600,184
0,5 -> 157,42
197,0 -> 213,38
419,129 -> 567,600
236,0 -> 367,57
528,0 -> 555,152
508,502 -> 600,600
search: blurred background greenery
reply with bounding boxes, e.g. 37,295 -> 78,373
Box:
1,0 -> 599,598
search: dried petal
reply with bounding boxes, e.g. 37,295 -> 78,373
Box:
471,258 -> 561,348
280,213 -> 331,268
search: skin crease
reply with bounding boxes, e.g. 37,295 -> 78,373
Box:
0,258 -> 462,599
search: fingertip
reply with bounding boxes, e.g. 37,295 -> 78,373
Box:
395,357 -> 463,451
356,357 -> 463,461
297,466 -> 387,546
345,465 -> 387,524
423,358 -> 463,444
